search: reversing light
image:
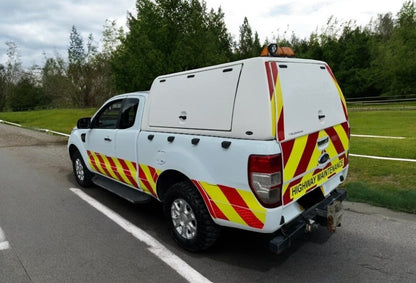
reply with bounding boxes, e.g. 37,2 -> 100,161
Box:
248,154 -> 283,208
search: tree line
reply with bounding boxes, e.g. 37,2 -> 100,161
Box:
0,0 -> 415,111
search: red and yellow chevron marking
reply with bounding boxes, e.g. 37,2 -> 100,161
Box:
283,154 -> 347,204
193,181 -> 267,229
325,64 -> 348,121
265,61 -> 285,141
281,122 -> 349,204
138,164 -> 161,198
87,150 -> 138,188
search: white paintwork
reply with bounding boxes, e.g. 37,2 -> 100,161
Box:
148,64 -> 243,131
278,61 -> 346,139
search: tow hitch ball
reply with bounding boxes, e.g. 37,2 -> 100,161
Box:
305,219 -> 319,232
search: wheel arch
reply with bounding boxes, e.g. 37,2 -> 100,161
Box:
156,170 -> 196,202
68,144 -> 79,160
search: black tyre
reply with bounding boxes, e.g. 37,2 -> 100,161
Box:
72,150 -> 93,187
164,181 -> 221,252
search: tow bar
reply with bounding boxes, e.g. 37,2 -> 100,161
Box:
269,189 -> 347,254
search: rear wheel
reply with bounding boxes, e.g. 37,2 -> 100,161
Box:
72,151 -> 93,187
164,181 -> 220,252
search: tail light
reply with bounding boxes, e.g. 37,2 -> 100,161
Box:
248,154 -> 282,208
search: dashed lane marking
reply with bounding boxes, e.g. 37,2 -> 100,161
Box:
0,227 -> 10,250
70,188 -> 212,283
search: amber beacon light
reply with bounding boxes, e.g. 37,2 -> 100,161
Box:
261,44 -> 295,57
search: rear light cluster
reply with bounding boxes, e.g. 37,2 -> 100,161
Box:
248,154 -> 282,208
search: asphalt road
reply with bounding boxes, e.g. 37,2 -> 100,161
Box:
1,123 -> 416,282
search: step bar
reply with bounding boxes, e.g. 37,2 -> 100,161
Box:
92,175 -> 153,204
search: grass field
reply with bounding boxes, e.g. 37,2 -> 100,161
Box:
0,108 -> 96,134
1,107 -> 415,213
345,110 -> 416,213
348,100 -> 416,111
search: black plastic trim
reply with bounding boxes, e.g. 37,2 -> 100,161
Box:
221,141 -> 231,149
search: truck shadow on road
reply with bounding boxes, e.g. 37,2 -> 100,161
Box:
68,174 -> 338,271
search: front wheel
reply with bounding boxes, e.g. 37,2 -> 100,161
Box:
164,181 -> 220,252
72,151 -> 93,187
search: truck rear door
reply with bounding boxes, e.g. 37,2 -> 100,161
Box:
266,60 -> 349,205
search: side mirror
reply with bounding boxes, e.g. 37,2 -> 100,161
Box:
77,117 -> 91,129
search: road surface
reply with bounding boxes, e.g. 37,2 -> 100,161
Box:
1,123 -> 415,282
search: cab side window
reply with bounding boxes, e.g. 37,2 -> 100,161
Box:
92,100 -> 123,129
119,98 -> 140,129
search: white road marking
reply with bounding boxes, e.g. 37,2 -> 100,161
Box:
0,120 -> 22,127
351,134 -> 405,139
0,120 -> 69,137
0,227 -> 10,250
39,129 -> 70,137
70,188 -> 212,283
350,153 -> 416,162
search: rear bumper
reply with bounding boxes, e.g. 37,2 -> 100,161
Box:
269,189 -> 347,254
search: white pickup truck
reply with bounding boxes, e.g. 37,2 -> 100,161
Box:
68,45 -> 349,253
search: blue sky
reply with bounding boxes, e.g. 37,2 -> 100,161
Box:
0,0 -> 405,68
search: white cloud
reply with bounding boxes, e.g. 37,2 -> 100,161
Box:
205,0 -> 404,41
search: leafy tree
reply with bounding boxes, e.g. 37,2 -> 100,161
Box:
40,21 -> 122,108
334,26 -> 375,98
42,55 -> 75,107
67,26 -> 103,107
68,25 -> 86,106
372,0 -> 416,97
397,0 -> 416,27
112,0 -> 233,92
9,74 -> 45,111
68,26 -> 86,66
372,13 -> 394,41
2,41 -> 23,109
207,7 -> 233,60
0,64 -> 5,110
102,19 -> 125,59
236,17 -> 261,59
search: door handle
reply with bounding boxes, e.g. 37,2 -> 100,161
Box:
104,137 -> 112,142
317,136 -> 329,150
318,110 -> 326,122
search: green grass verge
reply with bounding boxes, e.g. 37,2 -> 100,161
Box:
348,101 -> 416,111
0,108 -> 96,134
345,108 -> 416,213
349,110 -> 416,137
343,182 -> 416,214
350,136 -> 416,159
343,156 -> 416,213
